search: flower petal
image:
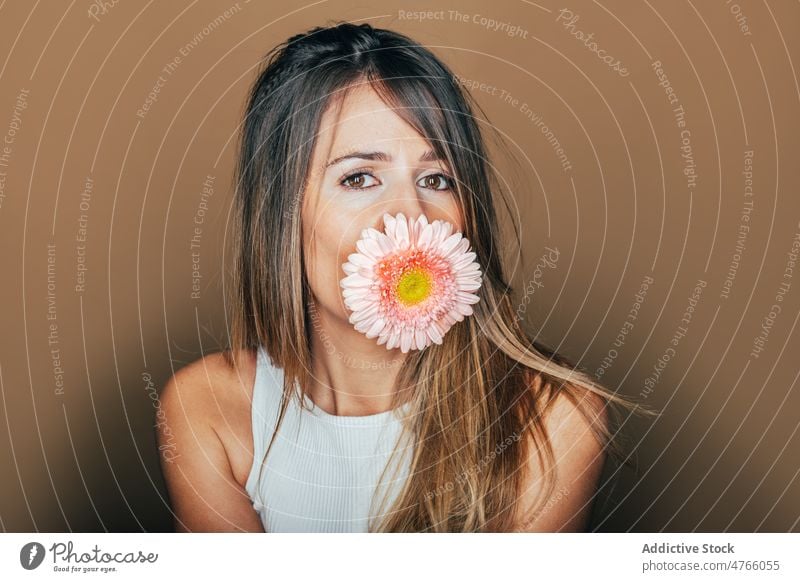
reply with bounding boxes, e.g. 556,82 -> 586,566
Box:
350,300 -> 378,318
348,253 -> 373,268
341,273 -> 373,288
383,213 -> 397,235
457,279 -> 482,291
395,213 -> 410,249
440,233 -> 463,257
417,223 -> 433,249
400,327 -> 413,353
429,221 -> 444,245
451,253 -> 477,271
455,302 -> 473,317
356,237 -> 384,260
342,287 -> 368,299
440,221 -> 453,239
457,291 -> 481,304
376,232 -> 395,254
411,214 -> 428,242
427,322 -> 443,344
365,317 -> 386,338
447,238 -> 470,260
414,328 -> 428,350
456,263 -> 481,275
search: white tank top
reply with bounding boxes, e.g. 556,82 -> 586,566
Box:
245,345 -> 413,532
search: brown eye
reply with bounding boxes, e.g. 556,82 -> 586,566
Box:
418,173 -> 453,191
346,174 -> 364,187
340,171 -> 378,190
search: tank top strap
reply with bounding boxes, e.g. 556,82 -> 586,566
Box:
247,345 -> 285,507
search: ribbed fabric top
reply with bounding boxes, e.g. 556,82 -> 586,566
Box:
245,345 -> 413,532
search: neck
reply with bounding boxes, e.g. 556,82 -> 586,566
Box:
306,302 -> 409,416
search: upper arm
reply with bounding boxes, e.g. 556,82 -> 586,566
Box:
156,353 -> 264,532
514,389 -> 608,532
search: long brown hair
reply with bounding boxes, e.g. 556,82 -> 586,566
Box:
224,21 -> 655,531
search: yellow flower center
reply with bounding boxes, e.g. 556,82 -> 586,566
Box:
395,268 -> 432,306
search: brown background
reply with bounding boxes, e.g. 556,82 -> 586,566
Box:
0,0 -> 798,532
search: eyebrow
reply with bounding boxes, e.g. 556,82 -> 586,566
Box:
325,149 -> 440,169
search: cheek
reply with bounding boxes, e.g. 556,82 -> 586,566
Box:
443,197 -> 465,232
304,224 -> 353,311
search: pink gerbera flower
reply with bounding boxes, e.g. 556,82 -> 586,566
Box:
340,212 -> 483,353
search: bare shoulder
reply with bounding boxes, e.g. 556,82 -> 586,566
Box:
160,348 -> 259,482
157,348 -> 263,532
513,378 -> 609,532
164,349 -> 257,396
161,349 -> 257,420
543,385 -> 609,449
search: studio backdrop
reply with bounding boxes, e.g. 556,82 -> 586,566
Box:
0,0 -> 798,532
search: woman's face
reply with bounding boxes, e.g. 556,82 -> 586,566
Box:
301,83 -> 464,333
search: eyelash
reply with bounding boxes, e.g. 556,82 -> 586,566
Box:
339,168 -> 455,192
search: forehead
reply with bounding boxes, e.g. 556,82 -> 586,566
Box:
315,83 -> 430,158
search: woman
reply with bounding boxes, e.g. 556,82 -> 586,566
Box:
157,22 -> 650,532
